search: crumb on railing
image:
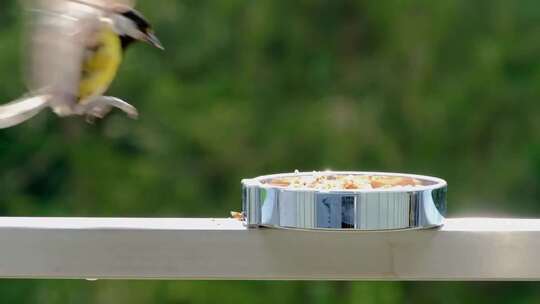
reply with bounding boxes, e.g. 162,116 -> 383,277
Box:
230,211 -> 245,221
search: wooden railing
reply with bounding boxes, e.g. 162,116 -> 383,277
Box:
0,217 -> 538,280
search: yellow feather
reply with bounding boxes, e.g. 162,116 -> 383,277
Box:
79,27 -> 122,103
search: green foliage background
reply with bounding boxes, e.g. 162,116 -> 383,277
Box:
1,0 -> 540,302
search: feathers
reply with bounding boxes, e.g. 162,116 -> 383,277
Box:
24,0 -> 108,108
24,0 -> 138,112
79,27 -> 123,101
0,95 -> 50,129
0,0 -> 149,129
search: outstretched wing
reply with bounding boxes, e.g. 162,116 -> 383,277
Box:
70,0 -> 137,9
23,0 -> 135,112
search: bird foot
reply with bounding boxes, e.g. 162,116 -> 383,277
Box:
76,96 -> 139,120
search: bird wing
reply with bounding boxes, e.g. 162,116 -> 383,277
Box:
22,0 -> 136,112
0,95 -> 51,129
70,0 -> 137,9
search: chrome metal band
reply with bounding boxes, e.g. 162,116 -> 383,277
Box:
242,172 -> 447,231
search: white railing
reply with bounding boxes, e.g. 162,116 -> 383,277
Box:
0,217 -> 538,280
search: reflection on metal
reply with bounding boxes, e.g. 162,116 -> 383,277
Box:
242,171 -> 447,231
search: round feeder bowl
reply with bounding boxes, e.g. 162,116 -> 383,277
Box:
242,171 -> 447,231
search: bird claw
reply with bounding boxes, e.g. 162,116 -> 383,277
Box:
85,103 -> 111,123
76,96 -> 139,120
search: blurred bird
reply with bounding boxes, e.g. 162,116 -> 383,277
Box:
0,0 -> 163,129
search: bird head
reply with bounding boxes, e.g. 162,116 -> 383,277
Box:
110,7 -> 164,50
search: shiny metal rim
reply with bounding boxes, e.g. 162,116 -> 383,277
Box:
242,171 -> 447,231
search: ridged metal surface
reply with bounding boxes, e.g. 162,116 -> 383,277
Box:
242,172 -> 447,231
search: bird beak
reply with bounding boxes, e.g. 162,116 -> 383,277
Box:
145,31 -> 164,50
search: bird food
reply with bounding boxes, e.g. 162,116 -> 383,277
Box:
260,171 -> 435,191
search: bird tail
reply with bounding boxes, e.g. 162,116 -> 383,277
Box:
0,95 -> 51,129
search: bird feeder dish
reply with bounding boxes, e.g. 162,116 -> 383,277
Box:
242,171 -> 447,231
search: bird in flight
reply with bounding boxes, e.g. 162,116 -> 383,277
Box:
0,0 -> 163,128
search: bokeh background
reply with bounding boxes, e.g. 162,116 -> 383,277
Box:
1,0 -> 540,302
